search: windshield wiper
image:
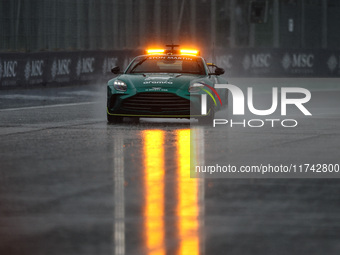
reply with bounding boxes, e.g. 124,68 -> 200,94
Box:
130,58 -> 147,73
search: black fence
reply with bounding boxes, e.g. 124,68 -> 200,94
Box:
1,49 -> 340,89
2,1 -> 340,53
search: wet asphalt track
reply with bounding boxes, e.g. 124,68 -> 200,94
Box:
0,78 -> 340,255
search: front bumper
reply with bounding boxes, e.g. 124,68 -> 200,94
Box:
107,91 -> 210,118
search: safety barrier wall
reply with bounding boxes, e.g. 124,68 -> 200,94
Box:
212,49 -> 340,78
1,49 -> 340,89
0,50 -> 142,89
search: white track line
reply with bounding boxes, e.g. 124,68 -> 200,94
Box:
0,102 -> 98,112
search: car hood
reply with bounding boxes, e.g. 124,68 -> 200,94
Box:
113,73 -> 207,90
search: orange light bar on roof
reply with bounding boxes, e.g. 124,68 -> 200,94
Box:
146,49 -> 165,54
180,49 -> 199,55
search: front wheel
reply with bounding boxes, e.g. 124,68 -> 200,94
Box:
107,114 -> 123,123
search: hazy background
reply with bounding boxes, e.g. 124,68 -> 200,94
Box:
1,0 -> 339,52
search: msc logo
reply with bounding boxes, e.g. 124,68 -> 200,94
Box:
51,59 -> 71,79
76,57 -> 95,76
103,57 -> 118,74
25,60 -> 44,80
243,54 -> 271,70
216,55 -> 233,69
282,53 -> 314,70
0,60 -> 18,79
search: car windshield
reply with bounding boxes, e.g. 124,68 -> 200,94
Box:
126,55 -> 206,75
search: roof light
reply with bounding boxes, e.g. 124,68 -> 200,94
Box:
180,49 -> 199,55
146,49 -> 165,54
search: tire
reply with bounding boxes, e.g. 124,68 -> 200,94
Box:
107,113 -> 123,123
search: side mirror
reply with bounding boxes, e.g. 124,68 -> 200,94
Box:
214,67 -> 225,75
111,66 -> 120,74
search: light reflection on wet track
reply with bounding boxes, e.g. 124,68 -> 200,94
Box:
143,130 -> 165,255
115,127 -> 204,255
177,129 -> 199,255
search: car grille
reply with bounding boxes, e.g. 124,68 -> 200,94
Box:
122,92 -> 190,113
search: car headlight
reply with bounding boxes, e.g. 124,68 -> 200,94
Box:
189,82 -> 204,93
113,80 -> 127,91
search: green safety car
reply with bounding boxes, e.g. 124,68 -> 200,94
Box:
107,45 -> 228,124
